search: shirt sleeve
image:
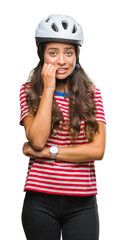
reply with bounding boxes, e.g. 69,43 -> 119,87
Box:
94,88 -> 106,124
19,84 -> 29,126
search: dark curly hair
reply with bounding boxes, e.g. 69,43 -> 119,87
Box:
24,43 -> 99,141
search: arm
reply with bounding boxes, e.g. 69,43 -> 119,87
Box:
23,63 -> 57,151
23,121 -> 106,162
57,122 -> 106,162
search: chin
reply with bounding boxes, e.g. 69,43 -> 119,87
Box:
56,75 -> 67,80
56,73 -> 71,80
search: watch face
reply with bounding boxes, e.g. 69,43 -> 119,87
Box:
50,146 -> 58,154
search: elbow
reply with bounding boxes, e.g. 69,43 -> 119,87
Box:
28,137 -> 45,151
97,154 -> 104,161
31,141 -> 45,151
96,149 -> 105,161
26,132 -> 45,151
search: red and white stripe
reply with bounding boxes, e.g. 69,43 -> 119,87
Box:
20,84 -> 106,196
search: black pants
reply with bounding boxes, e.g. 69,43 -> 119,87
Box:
22,191 -> 99,240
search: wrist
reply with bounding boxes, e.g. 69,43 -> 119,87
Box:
43,88 -> 54,95
49,146 -> 59,163
38,147 -> 50,159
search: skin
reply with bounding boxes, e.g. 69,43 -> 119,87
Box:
43,42 -> 76,92
23,121 -> 105,162
23,42 -> 106,162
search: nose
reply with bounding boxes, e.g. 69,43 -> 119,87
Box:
57,54 -> 66,65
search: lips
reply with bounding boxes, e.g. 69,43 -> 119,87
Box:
56,68 -> 68,74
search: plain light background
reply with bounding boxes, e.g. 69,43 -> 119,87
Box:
0,0 -> 126,239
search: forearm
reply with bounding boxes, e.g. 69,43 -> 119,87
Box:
27,90 -> 54,149
24,122 -> 105,162
56,125 -> 105,162
57,143 -> 104,162
31,142 -> 104,163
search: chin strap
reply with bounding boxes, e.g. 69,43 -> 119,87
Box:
63,84 -> 67,100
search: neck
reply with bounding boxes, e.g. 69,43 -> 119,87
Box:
56,80 -> 69,93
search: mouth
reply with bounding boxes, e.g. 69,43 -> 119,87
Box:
56,68 -> 68,74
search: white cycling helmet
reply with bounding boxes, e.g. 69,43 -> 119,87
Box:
35,14 -> 84,47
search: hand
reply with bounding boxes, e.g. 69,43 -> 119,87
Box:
23,142 -> 36,158
41,63 -> 57,92
22,142 -> 50,159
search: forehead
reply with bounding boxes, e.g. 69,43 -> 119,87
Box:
45,42 -> 75,50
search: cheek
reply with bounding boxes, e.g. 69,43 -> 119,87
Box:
70,58 -> 76,68
44,56 -> 56,65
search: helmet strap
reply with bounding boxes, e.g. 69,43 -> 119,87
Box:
63,84 -> 67,100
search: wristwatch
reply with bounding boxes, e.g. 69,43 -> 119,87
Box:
49,146 -> 59,163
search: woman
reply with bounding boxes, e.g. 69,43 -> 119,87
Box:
20,14 -> 106,240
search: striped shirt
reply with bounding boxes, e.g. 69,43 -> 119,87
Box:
19,84 -> 106,196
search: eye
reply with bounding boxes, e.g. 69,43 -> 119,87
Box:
66,51 -> 73,56
49,51 -> 57,57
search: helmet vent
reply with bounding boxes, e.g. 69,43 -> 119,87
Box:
45,17 -> 50,23
62,21 -> 68,30
72,24 -> 77,33
51,23 -> 59,32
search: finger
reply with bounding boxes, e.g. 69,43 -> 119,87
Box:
23,148 -> 31,157
23,142 -> 29,147
45,64 -> 54,75
53,65 -> 58,73
22,142 -> 29,151
43,63 -> 55,73
48,64 -> 56,75
42,63 -> 51,73
42,63 -> 47,72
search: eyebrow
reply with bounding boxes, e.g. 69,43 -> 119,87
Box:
47,47 -> 75,50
